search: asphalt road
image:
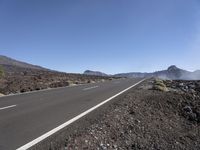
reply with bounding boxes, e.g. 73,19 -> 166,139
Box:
0,78 -> 144,150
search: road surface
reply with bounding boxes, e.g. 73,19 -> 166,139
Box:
0,78 -> 144,150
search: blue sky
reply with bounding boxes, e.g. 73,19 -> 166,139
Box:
0,0 -> 200,74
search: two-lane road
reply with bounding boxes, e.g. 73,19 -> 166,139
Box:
0,78 -> 145,150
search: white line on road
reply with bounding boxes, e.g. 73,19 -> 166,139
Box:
0,105 -> 17,111
83,86 -> 99,91
17,79 -> 146,150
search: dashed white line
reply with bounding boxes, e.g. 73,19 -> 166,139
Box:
0,105 -> 17,110
83,86 -> 99,91
17,79 -> 145,150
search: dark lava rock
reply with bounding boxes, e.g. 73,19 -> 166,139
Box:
183,106 -> 193,113
182,105 -> 198,122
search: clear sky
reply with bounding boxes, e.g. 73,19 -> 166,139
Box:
0,0 -> 200,74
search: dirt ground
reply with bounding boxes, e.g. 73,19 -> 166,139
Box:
47,79 -> 200,150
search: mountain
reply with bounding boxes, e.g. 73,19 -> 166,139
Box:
0,55 -> 48,73
84,70 -> 108,77
115,65 -> 200,80
0,55 -> 47,70
84,66 -> 200,80
154,65 -> 191,80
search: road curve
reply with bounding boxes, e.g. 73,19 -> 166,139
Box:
0,78 -> 144,150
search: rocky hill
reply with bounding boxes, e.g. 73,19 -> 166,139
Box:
84,70 -> 108,77
0,55 -> 48,73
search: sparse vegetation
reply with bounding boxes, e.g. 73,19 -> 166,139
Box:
152,78 -> 168,92
87,80 -> 95,83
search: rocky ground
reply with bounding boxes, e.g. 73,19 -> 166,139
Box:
44,78 -> 200,150
0,69 -> 113,95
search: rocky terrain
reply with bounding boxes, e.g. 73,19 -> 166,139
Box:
39,78 -> 200,150
0,55 -> 114,95
0,70 -> 113,95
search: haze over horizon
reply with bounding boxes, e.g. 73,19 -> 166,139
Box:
0,0 -> 200,74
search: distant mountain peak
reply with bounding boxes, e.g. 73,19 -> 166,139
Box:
167,65 -> 179,71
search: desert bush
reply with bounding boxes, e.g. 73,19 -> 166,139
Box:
65,80 -> 76,86
155,81 -> 166,87
153,79 -> 168,92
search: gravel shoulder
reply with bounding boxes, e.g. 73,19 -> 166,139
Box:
32,79 -> 200,150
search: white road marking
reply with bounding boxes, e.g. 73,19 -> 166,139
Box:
83,86 -> 99,91
16,79 -> 146,150
0,105 -> 17,110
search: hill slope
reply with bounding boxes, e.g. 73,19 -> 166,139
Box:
0,55 -> 48,73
